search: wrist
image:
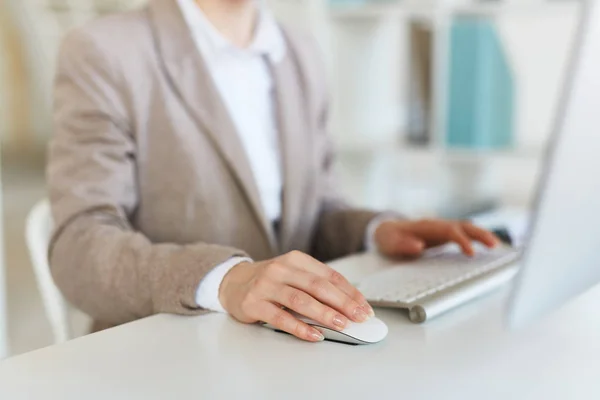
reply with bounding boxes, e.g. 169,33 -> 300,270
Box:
219,261 -> 253,312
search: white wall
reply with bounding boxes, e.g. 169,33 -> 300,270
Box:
499,10 -> 580,150
329,18 -> 407,149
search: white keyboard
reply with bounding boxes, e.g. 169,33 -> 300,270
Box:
357,245 -> 520,305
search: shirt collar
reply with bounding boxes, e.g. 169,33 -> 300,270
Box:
177,0 -> 286,63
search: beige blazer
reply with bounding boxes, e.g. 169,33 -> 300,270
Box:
47,0 -> 378,330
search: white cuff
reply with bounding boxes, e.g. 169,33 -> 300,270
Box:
195,256 -> 253,313
364,212 -> 405,252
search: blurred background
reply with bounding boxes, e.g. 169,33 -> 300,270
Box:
0,0 -> 581,357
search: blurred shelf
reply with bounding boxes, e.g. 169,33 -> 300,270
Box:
430,144 -> 547,162
329,0 -> 582,20
335,137 -> 546,162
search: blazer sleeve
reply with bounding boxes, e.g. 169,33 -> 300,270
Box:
47,30 -> 248,326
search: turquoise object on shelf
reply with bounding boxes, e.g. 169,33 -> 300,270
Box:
446,18 -> 516,149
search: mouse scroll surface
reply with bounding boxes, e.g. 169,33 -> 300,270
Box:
262,313 -> 389,345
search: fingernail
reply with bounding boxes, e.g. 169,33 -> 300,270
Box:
353,307 -> 369,322
363,302 -> 375,317
310,329 -> 324,342
333,314 -> 347,329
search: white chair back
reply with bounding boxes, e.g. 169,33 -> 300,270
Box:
25,199 -> 71,343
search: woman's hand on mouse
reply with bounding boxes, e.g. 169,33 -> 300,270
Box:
218,250 -> 374,342
374,219 -> 501,258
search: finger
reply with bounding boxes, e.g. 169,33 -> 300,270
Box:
448,225 -> 475,256
260,303 -> 324,342
280,268 -> 370,323
275,285 -> 349,331
282,251 -> 371,312
461,222 -> 500,248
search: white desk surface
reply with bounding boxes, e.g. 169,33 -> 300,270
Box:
1,279 -> 600,399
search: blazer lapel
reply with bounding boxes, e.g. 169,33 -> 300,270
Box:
147,0 -> 277,251
270,56 -> 312,252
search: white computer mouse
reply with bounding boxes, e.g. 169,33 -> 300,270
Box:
263,312 -> 389,345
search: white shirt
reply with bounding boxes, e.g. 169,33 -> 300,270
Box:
178,0 -> 389,313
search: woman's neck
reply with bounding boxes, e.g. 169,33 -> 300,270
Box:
194,0 -> 258,48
